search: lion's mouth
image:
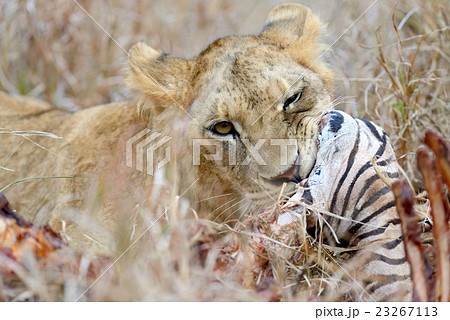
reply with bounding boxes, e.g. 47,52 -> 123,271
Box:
262,152 -> 302,185
260,116 -> 325,187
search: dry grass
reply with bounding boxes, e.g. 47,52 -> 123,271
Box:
0,0 -> 448,301
393,130 -> 450,302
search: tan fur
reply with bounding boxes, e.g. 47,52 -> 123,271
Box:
0,4 -> 333,252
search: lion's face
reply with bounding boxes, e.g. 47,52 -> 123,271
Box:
126,4 -> 334,209
187,38 -> 332,206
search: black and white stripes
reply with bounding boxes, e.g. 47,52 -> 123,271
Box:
302,110 -> 411,301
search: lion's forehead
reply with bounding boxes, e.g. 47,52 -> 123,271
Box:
196,37 -> 321,96
196,37 -> 293,80
198,61 -> 303,109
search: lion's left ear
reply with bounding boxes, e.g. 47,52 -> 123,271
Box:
126,42 -> 193,117
260,4 -> 333,91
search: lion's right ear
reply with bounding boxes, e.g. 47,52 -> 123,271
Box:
260,4 -> 333,91
126,42 -> 193,117
261,4 -> 317,48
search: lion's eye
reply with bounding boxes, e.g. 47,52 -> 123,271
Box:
211,121 -> 235,135
283,90 -> 304,110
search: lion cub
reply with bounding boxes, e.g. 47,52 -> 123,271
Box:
0,4 -> 333,251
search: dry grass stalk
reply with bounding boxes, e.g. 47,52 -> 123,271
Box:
418,131 -> 450,301
424,130 -> 450,196
392,180 -> 433,301
393,130 -> 450,302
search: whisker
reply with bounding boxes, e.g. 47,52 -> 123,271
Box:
196,192 -> 237,203
223,200 -> 251,224
223,202 -> 253,227
213,198 -> 247,222
238,202 -> 257,221
209,196 -> 239,216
